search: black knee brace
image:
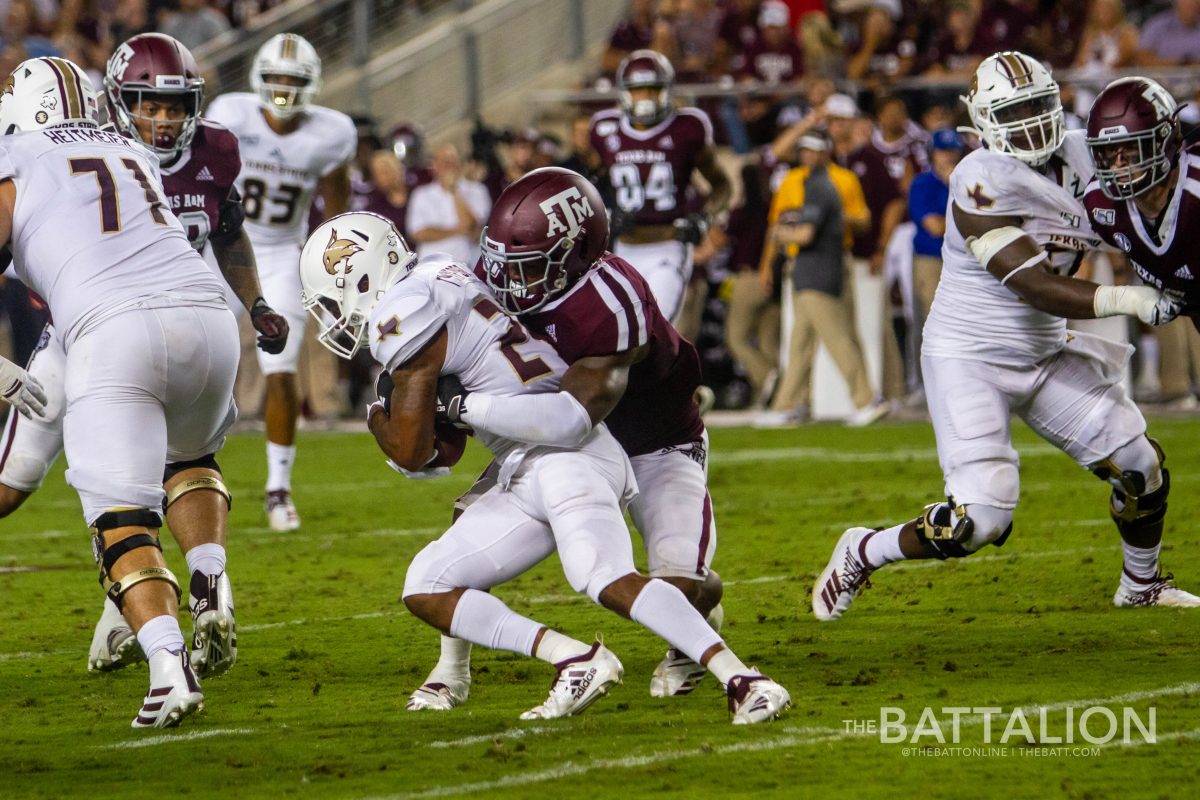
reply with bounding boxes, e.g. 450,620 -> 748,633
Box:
91,509 -> 179,610
1090,438 -> 1169,542
913,501 -> 971,560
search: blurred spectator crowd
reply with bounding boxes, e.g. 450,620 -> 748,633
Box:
3,0 -> 1199,420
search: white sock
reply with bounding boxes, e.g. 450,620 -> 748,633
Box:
1122,542 -> 1161,584
533,629 -> 593,665
448,589 -> 543,657
266,442 -> 296,492
431,635 -> 472,681
136,614 -> 185,660
706,647 -> 753,686
862,525 -> 906,568
184,543 -> 226,578
629,579 -> 723,666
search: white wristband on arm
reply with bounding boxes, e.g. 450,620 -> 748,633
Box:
461,391 -> 594,447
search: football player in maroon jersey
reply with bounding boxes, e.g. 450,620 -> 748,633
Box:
1080,76 -> 1200,607
0,33 -> 291,679
406,168 -> 783,715
1084,77 -> 1199,325
588,49 -> 731,323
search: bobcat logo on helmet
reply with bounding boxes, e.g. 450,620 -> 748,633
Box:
539,187 -> 594,238
322,229 -> 362,275
1,74 -> 14,98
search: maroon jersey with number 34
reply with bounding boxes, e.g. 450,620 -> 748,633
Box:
589,107 -> 713,227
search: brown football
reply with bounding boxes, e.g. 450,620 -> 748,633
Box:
430,421 -> 467,468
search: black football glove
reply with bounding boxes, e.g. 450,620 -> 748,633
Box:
608,207 -> 635,243
375,368 -> 395,413
435,373 -> 471,429
249,297 -> 289,355
673,212 -> 710,245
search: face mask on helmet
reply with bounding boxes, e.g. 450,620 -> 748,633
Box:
982,90 -> 1064,166
299,213 -> 417,359
964,52 -> 1065,168
120,89 -> 202,161
1090,133 -> 1173,200
480,231 -> 575,315
619,85 -> 671,127
1086,78 -> 1181,201
250,34 -> 321,121
617,51 -> 675,127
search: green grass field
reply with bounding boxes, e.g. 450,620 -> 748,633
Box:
2,417 -> 1198,799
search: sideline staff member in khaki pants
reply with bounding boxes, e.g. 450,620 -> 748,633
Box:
758,131 -> 888,426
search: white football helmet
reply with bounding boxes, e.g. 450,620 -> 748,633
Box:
962,51 -> 1064,167
300,212 -> 417,359
250,33 -> 321,121
0,57 -> 100,134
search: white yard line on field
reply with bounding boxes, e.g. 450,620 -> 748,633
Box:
239,610 -> 406,632
1099,726 -> 1200,749
394,683 -> 1200,799
428,726 -> 556,749
99,728 -> 256,750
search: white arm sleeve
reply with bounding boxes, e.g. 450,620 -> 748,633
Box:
461,391 -> 594,447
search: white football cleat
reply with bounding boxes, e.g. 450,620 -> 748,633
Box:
406,678 -> 470,711
650,649 -> 707,697
520,641 -> 623,720
265,489 -> 300,531
132,649 -> 204,729
812,527 -> 876,621
728,673 -> 791,725
190,571 -> 237,678
88,597 -> 144,672
1114,572 -> 1200,608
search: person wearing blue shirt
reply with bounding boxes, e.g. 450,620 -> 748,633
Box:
908,128 -> 964,317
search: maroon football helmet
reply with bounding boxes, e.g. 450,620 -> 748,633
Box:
104,33 -> 204,163
481,167 -> 609,315
1086,77 -> 1182,200
617,49 -> 675,127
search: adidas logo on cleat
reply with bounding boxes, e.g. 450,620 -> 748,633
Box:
569,667 -> 596,699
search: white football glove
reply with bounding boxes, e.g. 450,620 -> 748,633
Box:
0,357 -> 46,419
1093,285 -> 1183,326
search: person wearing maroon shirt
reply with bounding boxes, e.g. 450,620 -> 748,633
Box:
1084,77 -> 1200,408
0,33 -> 289,680
738,0 -> 805,85
589,49 -> 732,323
407,167 -> 736,711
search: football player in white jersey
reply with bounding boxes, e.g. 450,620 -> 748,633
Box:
810,52 -> 1198,620
299,211 -> 790,724
0,33 -> 292,680
0,57 -> 242,727
206,33 -> 356,532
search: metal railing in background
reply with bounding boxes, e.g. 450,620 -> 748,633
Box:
195,0 -> 625,132
194,0 -> 473,108
320,0 -> 625,132
531,68 -> 1200,113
